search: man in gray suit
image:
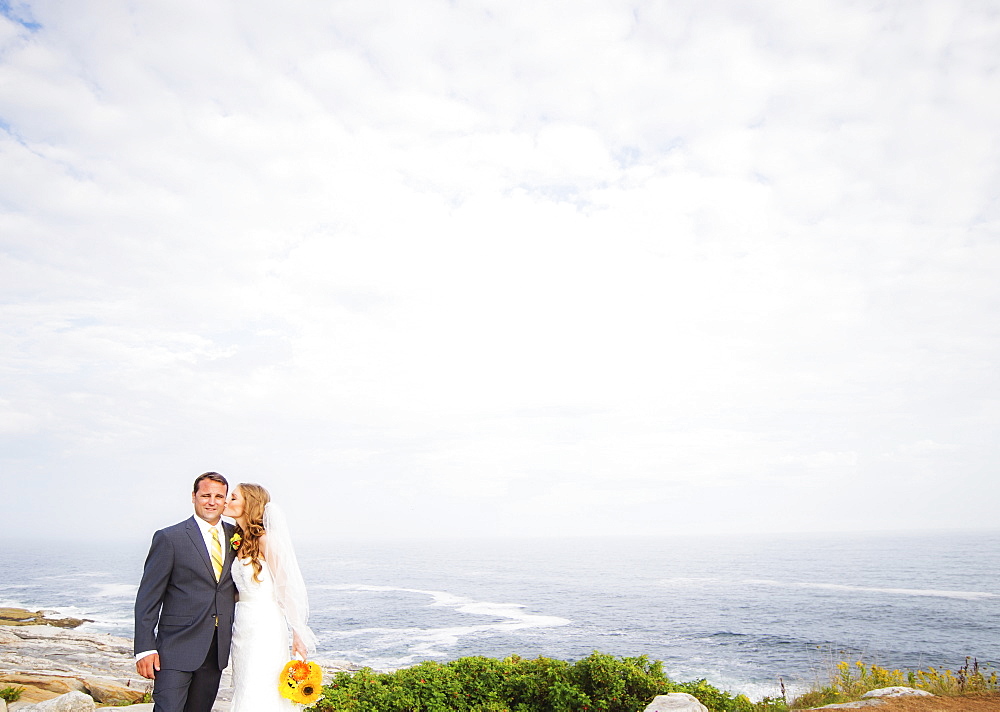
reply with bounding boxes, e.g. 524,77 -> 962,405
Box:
134,472 -> 238,712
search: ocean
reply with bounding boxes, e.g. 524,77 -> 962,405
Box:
2,530 -> 998,701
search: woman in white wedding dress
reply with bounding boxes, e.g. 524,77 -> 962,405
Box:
223,484 -> 318,711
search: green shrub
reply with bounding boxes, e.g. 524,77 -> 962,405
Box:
0,685 -> 25,702
314,652 -> 786,712
674,678 -> 788,712
570,652 -> 676,711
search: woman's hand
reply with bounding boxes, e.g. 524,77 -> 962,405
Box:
292,631 -> 308,660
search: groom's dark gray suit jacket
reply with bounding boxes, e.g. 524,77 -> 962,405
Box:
134,517 -> 238,671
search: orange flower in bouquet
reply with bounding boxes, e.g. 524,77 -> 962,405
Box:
279,659 -> 323,705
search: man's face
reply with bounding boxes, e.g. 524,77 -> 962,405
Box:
192,479 -> 228,524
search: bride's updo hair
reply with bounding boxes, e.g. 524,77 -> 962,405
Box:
234,483 -> 270,583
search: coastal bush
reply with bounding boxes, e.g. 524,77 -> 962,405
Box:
0,685 -> 25,702
789,657 -> 1000,708
313,652 -> 786,712
913,657 -> 998,696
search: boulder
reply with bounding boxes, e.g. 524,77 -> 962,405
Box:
862,686 -> 933,699
0,626 -> 147,696
0,675 -> 85,705
643,693 -> 710,712
3,686 -> 58,707
9,691 -> 95,711
802,686 -> 936,709
82,678 -> 147,704
0,676 -> 85,696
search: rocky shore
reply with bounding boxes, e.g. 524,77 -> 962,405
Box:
0,609 -> 94,630
0,608 -> 359,711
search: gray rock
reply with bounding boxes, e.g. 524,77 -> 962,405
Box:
862,686 -> 933,699
643,693 -> 710,712
806,701 -> 885,709
11,691 -> 95,712
2,623 -> 354,712
0,626 -> 138,681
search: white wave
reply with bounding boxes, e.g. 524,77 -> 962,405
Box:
323,623 -> 501,661
658,577 -> 720,587
92,583 -> 138,598
2,603 -> 97,620
316,584 -> 571,664
38,572 -> 109,580
744,579 -> 996,600
88,615 -> 134,626
323,627 -> 404,639
41,604 -> 94,617
320,584 -> 571,628
0,597 -> 66,613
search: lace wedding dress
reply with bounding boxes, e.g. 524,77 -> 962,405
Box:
230,558 -> 298,712
229,504 -> 317,712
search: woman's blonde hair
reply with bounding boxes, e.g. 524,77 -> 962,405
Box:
234,483 -> 270,583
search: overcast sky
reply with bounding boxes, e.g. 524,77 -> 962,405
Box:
2,0 -> 998,543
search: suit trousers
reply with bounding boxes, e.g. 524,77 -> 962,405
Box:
153,630 -> 223,712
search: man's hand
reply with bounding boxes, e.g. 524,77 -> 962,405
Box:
136,653 -> 160,679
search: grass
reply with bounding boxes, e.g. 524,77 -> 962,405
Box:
111,685 -> 153,705
790,658 -> 999,709
0,685 -> 25,702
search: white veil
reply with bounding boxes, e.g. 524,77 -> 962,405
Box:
263,502 -> 318,656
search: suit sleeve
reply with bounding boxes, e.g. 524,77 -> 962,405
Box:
134,529 -> 174,655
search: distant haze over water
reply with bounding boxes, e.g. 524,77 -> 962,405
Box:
2,530 -> 997,700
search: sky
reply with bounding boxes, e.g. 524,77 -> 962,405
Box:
1,0 -> 998,543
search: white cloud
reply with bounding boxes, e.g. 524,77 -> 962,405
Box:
1,0 -> 999,540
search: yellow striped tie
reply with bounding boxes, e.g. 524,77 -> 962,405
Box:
210,528 -> 223,581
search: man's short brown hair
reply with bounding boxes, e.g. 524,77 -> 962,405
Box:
193,471 -> 229,493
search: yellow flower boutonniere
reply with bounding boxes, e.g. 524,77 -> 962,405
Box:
230,532 -> 242,551
279,660 -> 323,705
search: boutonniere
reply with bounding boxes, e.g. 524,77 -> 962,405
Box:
230,532 -> 242,551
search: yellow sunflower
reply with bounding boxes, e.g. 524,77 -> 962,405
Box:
279,660 -> 323,705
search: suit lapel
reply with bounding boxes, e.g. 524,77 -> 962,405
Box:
185,516 -> 217,582
221,523 -> 236,583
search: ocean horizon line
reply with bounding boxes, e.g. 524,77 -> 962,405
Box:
4,525 -> 1000,548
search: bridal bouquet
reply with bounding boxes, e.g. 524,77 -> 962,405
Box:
279,660 -> 323,705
